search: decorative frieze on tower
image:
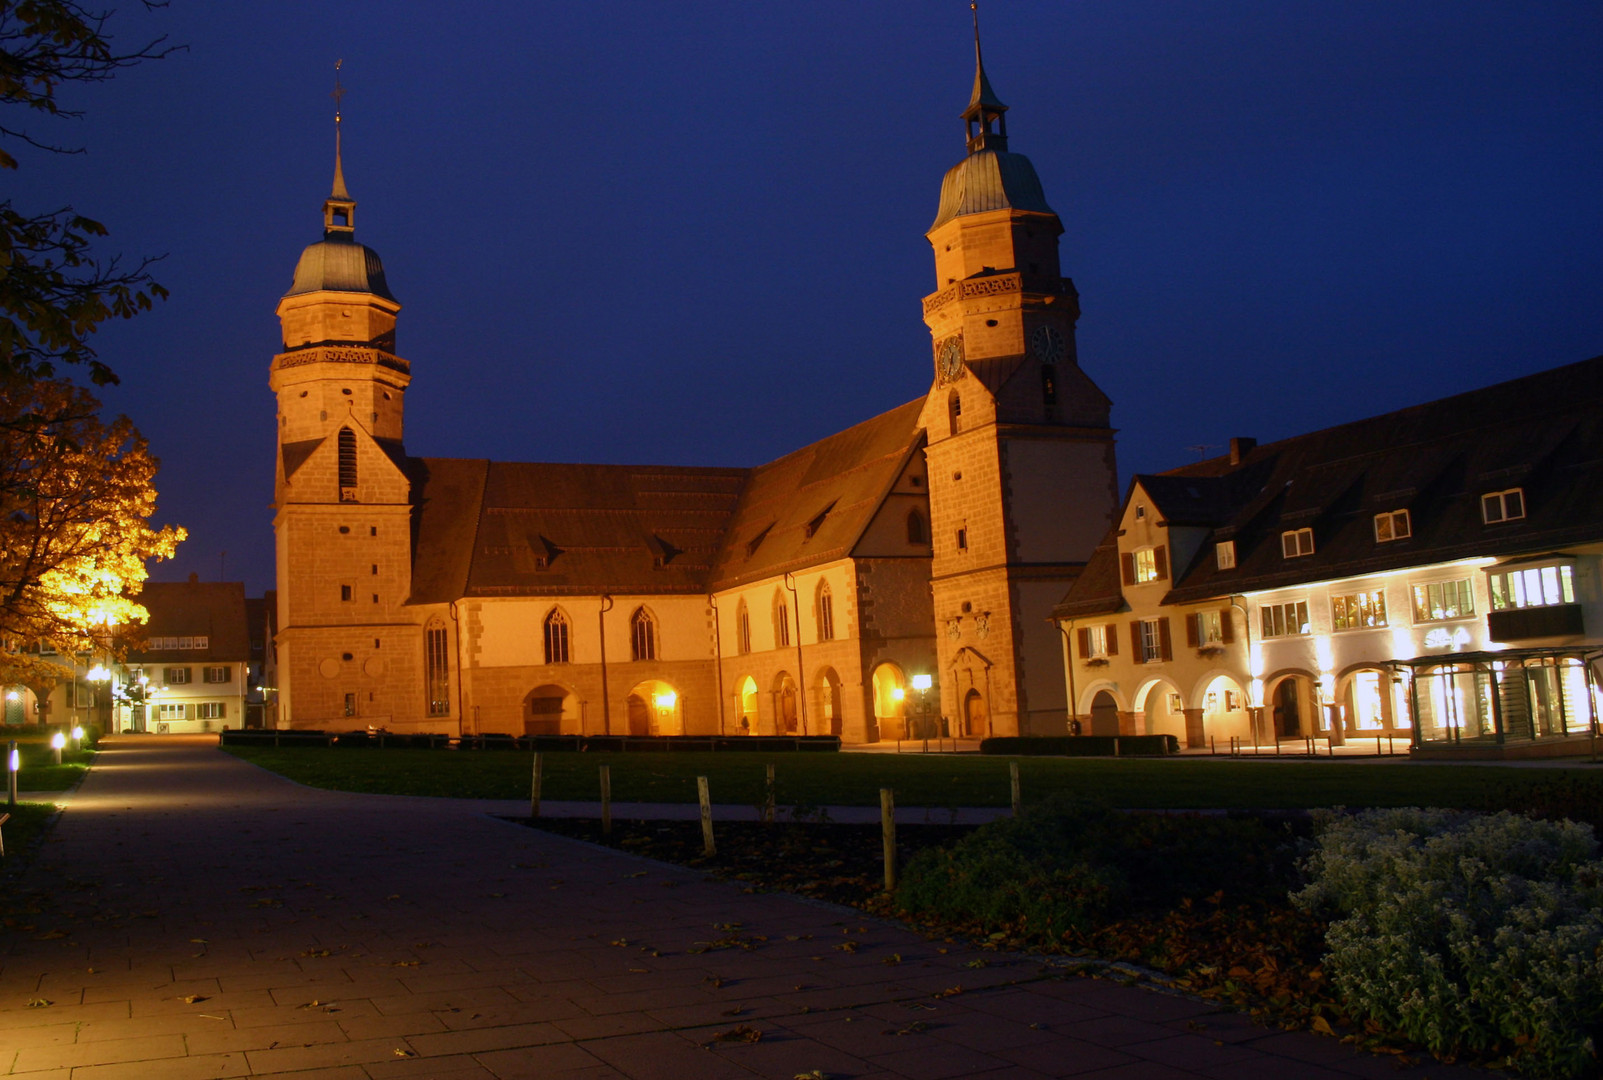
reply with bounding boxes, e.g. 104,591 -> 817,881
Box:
918,14 -> 1119,737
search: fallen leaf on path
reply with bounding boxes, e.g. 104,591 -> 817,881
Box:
35,930 -> 66,940
932,986 -> 963,998
392,961 -> 420,968
709,1024 -> 762,1044
393,1048 -> 416,1057
180,995 -> 208,1004
795,1071 -> 829,1080
26,998 -> 52,1008
301,949 -> 331,958
721,1006 -> 746,1016
1310,1016 -> 1336,1037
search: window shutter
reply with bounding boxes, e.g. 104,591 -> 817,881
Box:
1184,613 -> 1198,647
1105,624 -> 1118,656
1154,545 -> 1168,581
1129,621 -> 1141,657
1159,617 -> 1173,661
1220,608 -> 1235,644
1076,627 -> 1091,658
1121,553 -> 1136,586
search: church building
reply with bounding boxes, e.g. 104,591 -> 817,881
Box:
269,41 -> 1119,741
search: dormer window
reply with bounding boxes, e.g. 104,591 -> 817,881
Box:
1482,488 -> 1525,524
1374,510 -> 1411,542
1281,528 -> 1314,558
1215,540 -> 1236,570
804,501 -> 837,539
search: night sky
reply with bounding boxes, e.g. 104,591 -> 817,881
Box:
12,1 -> 1601,596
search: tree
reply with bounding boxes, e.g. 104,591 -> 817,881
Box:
0,377 -> 184,687
0,1 -> 179,386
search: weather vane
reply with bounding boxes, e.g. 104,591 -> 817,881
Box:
332,58 -> 345,126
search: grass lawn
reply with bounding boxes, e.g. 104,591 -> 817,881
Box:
222,745 -> 1603,811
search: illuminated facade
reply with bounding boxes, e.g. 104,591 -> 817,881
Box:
1054,360 -> 1603,756
270,44 -> 1117,739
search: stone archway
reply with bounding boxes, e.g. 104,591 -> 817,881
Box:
815,668 -> 843,737
1089,690 -> 1119,736
871,663 -> 905,740
625,679 -> 681,736
773,672 -> 798,734
523,684 -> 576,736
736,676 -> 759,735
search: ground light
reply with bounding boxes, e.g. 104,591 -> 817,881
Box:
71,725 -> 84,747
7,741 -> 16,807
51,731 -> 65,765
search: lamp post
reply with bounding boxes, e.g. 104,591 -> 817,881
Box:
50,731 -> 65,765
911,673 -> 936,750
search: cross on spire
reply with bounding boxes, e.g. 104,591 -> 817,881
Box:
323,59 -> 356,234
963,1 -> 1009,153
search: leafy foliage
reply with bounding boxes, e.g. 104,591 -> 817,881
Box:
0,1 -> 178,385
0,377 -> 183,685
1294,808 -> 1603,1077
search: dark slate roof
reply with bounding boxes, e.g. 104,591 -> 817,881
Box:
709,399 -> 927,591
126,580 -> 251,662
930,149 -> 1056,231
1056,354 -> 1603,617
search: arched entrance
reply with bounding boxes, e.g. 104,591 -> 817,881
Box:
1270,675 -> 1312,738
523,684 -> 577,735
1137,680 -> 1186,741
1339,668 -> 1403,735
1089,690 -> 1119,736
962,689 -> 987,737
773,672 -> 798,734
871,663 -> 905,740
737,676 -> 758,734
1199,675 -> 1251,744
816,668 -> 843,737
625,679 -> 681,736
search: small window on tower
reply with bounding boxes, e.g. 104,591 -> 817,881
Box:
1042,365 -> 1057,405
338,427 -> 357,501
956,528 -> 968,551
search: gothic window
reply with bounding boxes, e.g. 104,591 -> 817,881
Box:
948,391 -> 962,437
906,509 -> 926,545
816,582 -> 835,642
630,607 -> 657,661
736,600 -> 751,654
543,608 -> 570,664
774,590 -> 791,648
338,427 -> 357,500
424,620 -> 450,717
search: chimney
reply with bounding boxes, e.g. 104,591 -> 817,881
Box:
1229,437 -> 1256,465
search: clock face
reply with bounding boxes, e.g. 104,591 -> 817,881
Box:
1031,325 -> 1066,366
936,336 -> 965,383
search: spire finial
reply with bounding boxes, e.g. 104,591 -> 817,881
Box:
330,59 -> 351,201
962,2 -> 1009,152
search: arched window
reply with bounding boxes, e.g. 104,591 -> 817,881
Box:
736,600 -> 751,654
424,619 -> 450,717
816,581 -> 835,642
948,391 -> 962,437
906,509 -> 926,545
630,607 -> 657,661
774,590 -> 791,648
338,427 -> 358,500
543,608 -> 570,664
1041,364 -> 1057,406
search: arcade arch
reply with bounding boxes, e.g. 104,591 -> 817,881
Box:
625,679 -> 681,736
524,684 -> 579,735
871,663 -> 905,740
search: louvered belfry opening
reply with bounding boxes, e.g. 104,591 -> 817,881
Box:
338,427 -> 358,500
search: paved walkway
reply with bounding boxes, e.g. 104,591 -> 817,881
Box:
0,736 -> 1479,1080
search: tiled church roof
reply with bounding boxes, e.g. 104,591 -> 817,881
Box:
405,397 -> 927,602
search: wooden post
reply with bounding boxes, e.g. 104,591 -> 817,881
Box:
763,763 -> 775,824
0,811 -> 8,857
599,764 -> 612,838
1112,736 -> 1121,757
698,775 -> 715,856
1009,761 -> 1021,817
530,752 -> 542,818
880,788 -> 896,892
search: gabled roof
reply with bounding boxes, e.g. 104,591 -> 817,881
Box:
709,399 -> 926,591
1056,354 -> 1603,618
126,579 -> 251,662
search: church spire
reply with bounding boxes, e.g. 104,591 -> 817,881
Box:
323,60 -> 357,236
962,2 -> 1008,154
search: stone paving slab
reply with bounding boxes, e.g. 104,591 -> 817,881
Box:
0,735 -> 1483,1079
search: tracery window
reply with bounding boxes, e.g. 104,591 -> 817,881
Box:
816,582 -> 835,642
425,620 -> 450,717
736,601 -> 751,654
630,607 -> 657,661
543,608 -> 570,664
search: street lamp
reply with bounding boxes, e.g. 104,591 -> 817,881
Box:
910,674 -> 937,746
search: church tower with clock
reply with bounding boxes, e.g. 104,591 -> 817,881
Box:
918,28 -> 1119,736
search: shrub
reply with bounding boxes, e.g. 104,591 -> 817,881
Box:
1294,808 -> 1603,1077
896,794 -> 1301,942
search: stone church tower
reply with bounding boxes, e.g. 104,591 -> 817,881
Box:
269,123 -> 422,727
918,35 -> 1119,735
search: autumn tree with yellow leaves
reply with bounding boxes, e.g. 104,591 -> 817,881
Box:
0,378 -> 184,686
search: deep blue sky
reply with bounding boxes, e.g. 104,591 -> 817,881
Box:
12,1 -> 1602,596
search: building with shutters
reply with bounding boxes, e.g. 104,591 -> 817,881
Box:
1053,359 -> 1603,757
268,34 -> 1119,740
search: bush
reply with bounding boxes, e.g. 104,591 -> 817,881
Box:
896,794 -> 1302,942
979,735 -> 1178,756
1294,808 -> 1603,1077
